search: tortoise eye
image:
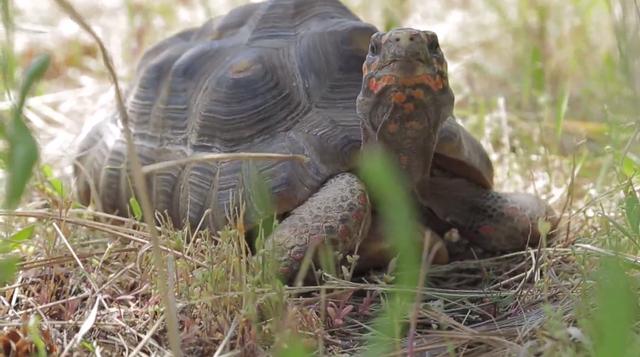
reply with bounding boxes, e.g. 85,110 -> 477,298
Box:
369,40 -> 379,55
369,42 -> 377,55
424,32 -> 440,53
369,32 -> 381,55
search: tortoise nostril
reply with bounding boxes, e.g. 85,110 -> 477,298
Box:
394,37 -> 400,42
409,36 -> 415,41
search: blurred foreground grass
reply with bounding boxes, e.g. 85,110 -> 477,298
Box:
1,0 -> 639,355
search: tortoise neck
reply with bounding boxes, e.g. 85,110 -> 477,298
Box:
360,91 -> 452,186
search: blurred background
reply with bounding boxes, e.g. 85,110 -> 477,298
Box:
3,0 -> 639,248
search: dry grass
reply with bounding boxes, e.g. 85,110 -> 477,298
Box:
0,204 -> 587,355
1,0 -> 639,356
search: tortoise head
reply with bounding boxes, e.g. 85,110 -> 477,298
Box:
356,28 -> 454,186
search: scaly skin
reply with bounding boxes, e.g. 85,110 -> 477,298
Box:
425,175 -> 557,252
269,173 -> 371,280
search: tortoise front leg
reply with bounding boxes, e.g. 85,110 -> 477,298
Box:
268,173 -> 371,281
422,176 -> 557,252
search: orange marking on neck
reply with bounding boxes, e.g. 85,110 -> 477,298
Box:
368,75 -> 397,93
399,74 -> 444,91
391,91 -> 407,104
403,103 -> 415,113
411,89 -> 425,99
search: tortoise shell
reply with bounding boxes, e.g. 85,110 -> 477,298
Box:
74,0 -> 492,231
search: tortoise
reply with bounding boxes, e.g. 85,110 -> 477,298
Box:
74,0 -> 556,280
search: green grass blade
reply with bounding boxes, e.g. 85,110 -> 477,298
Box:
0,0 -> 12,35
4,54 -> 49,208
27,316 -> 47,357
274,333 -> 313,357
624,184 -> 640,237
129,196 -> 142,220
358,146 -> 422,355
0,116 -> 5,168
0,225 -> 34,253
621,154 -> 640,179
555,87 -> 570,138
42,164 -> 65,198
15,54 -> 50,114
242,160 -> 276,236
5,115 -> 39,208
0,256 -> 19,285
1,0 -> 16,92
9,224 -> 35,243
589,257 -> 640,357
602,215 -> 639,249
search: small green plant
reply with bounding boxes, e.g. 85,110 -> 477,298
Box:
624,184 -> 639,239
27,316 -> 48,357
1,1 -> 49,207
358,146 -> 423,355
128,196 -> 143,221
0,254 -> 18,284
581,256 -> 640,357
274,331 -> 314,357
1,0 -> 49,286
1,52 -> 49,209
0,225 -> 34,284
41,164 -> 65,199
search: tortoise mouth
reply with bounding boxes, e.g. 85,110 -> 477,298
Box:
378,57 -> 430,70
375,59 -> 438,82
365,72 -> 445,96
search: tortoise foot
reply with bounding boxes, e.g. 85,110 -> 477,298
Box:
425,177 -> 558,252
465,192 -> 557,251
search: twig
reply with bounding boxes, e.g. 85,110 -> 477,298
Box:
53,223 -> 100,292
0,320 -> 121,328
0,83 -> 104,112
141,153 -> 308,174
61,297 -> 100,357
620,121 -> 639,167
19,247 -> 137,271
0,282 -> 29,293
561,155 -> 578,244
53,222 -> 111,356
16,292 -> 91,316
128,316 -> 165,357
213,315 -> 239,357
407,231 -> 438,357
574,243 -> 640,265
52,1 -> 182,354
